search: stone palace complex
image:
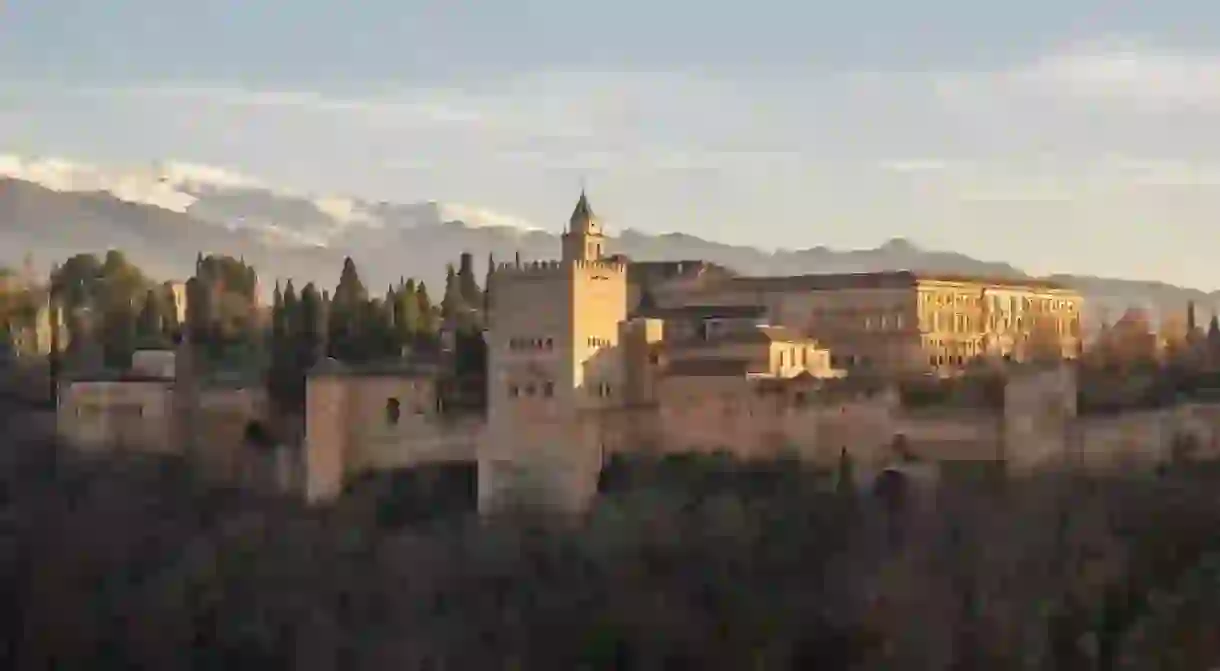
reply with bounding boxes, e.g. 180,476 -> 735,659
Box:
55,192 -> 1220,511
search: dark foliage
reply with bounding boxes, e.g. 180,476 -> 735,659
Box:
5,397 -> 1220,669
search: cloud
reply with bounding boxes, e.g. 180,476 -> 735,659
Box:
1094,156 -> 1220,187
10,53 -> 1220,289
958,189 -> 1076,203
1012,39 -> 1220,110
935,39 -> 1220,115
878,159 -> 955,173
75,84 -> 490,128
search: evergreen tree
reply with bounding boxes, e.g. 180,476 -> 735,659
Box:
160,281 -> 181,337
328,257 -> 369,361
48,266 -> 62,401
1208,314 -> 1220,363
457,252 -> 482,308
135,289 -> 164,346
268,280 -> 303,410
283,281 -> 299,337
100,296 -> 137,368
367,296 -> 397,358
834,447 -> 855,496
415,281 -> 436,336
184,276 -> 211,345
333,257 -> 368,306
244,265 -> 258,301
1188,301 -> 1199,333
484,253 -> 495,315
441,263 -> 476,332
270,282 -> 286,347
393,280 -> 420,346
299,283 -> 325,368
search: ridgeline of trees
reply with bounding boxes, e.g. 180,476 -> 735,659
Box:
264,252 -> 488,411
3,248 -> 493,412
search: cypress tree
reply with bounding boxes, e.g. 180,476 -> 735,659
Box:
271,282 -> 285,345
101,296 -> 137,368
484,253 -> 495,316
441,263 -> 464,322
283,281 -> 299,337
415,282 -> 435,336
457,252 -> 482,308
160,281 -> 181,337
48,266 -> 61,401
184,276 -> 211,346
1208,314 -> 1220,362
136,289 -> 164,346
394,280 -> 420,346
299,283 -> 325,368
835,447 -> 855,496
333,257 -> 368,305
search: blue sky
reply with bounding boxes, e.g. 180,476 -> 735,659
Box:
3,0 -> 1220,287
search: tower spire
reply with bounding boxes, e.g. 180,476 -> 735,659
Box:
562,189 -> 605,262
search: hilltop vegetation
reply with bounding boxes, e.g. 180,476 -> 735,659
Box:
3,394 -> 1220,669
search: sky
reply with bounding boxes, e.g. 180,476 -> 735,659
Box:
3,0 -> 1220,287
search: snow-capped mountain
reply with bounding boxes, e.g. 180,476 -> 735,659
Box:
0,155 -> 543,249
0,154 -> 1215,322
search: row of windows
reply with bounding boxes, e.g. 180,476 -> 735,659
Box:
778,347 -> 822,369
920,293 -> 1077,314
509,337 -> 554,350
506,382 -> 615,398
509,382 -> 555,398
920,313 -> 1081,336
817,309 -> 1079,335
809,294 -> 1076,317
507,336 -> 615,350
860,314 -> 906,331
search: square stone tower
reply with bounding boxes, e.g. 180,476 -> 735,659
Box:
481,192 -> 628,511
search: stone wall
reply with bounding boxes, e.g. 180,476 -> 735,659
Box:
303,362 -> 1220,509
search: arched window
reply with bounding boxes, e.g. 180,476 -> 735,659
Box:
386,398 -> 401,425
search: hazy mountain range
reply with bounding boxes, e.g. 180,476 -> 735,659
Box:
0,155 -> 1213,326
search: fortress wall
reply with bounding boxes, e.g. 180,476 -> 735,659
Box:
352,416 -> 483,474
303,375 -> 351,502
192,386 -> 269,481
893,411 -> 1004,463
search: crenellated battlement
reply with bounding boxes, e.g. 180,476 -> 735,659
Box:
573,258 -> 628,273
490,258 -> 628,282
492,259 -> 566,281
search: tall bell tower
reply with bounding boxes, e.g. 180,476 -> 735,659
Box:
481,190 -> 627,513
561,190 -> 606,262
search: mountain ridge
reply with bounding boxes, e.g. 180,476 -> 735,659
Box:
0,170 -> 1214,326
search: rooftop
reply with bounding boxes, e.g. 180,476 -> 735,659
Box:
664,358 -> 759,378
637,304 -> 768,321
727,270 -> 1072,292
626,260 -> 736,284
308,357 -> 441,378
667,324 -> 816,348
